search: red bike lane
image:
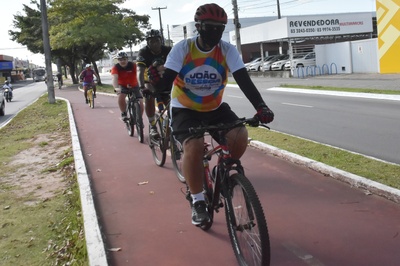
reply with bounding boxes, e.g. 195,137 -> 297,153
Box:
57,86 -> 400,266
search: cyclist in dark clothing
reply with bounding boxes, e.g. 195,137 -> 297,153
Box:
137,29 -> 172,137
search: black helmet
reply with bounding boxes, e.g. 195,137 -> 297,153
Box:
194,3 -> 227,24
145,29 -> 161,40
116,51 -> 128,59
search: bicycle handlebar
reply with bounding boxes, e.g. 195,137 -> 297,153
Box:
172,117 -> 270,136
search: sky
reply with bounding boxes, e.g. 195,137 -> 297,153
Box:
1,0 -> 377,66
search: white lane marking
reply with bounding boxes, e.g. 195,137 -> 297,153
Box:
282,102 -> 313,108
268,87 -> 400,101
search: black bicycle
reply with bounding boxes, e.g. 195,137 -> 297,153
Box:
125,89 -> 144,143
174,117 -> 271,266
148,95 -> 185,182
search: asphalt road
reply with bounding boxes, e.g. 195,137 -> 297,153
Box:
0,80 -> 47,127
101,73 -> 400,164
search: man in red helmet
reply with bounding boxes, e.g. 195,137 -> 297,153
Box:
148,3 -> 274,226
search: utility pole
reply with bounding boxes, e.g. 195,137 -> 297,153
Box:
277,0 -> 281,19
152,7 -> 167,45
277,0 -> 283,54
40,0 -> 55,103
232,0 -> 242,56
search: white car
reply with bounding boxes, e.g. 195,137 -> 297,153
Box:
271,55 -> 290,71
248,55 -> 276,71
261,54 -> 287,71
245,57 -> 262,71
285,52 -> 316,70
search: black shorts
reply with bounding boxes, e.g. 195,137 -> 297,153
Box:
120,86 -> 142,99
170,102 -> 240,144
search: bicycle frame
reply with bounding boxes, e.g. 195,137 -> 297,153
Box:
203,130 -> 245,214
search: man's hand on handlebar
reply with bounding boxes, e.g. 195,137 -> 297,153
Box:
255,103 -> 274,124
140,87 -> 152,98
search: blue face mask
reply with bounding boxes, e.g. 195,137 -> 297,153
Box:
198,23 -> 225,48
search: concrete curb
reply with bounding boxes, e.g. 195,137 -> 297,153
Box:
250,140 -> 400,204
58,97 -> 108,266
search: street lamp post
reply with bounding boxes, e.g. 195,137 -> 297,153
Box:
152,7 -> 167,45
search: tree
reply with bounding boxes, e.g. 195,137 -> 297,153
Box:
9,0 -> 151,84
48,0 -> 150,84
9,1 -> 43,55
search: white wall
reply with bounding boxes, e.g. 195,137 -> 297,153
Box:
351,39 -> 379,73
315,38 -> 378,74
315,42 -> 352,74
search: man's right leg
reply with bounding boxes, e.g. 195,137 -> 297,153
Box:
118,93 -> 128,121
145,96 -> 158,137
183,137 -> 211,225
83,86 -> 88,103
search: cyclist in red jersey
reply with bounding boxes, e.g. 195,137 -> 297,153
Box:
111,51 -> 143,121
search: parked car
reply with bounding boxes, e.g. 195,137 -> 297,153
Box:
261,54 -> 287,71
271,55 -> 290,71
285,52 -> 316,70
248,55 -> 276,71
245,57 -> 262,71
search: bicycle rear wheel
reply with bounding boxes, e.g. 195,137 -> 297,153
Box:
149,115 -> 166,166
224,173 -> 270,266
170,134 -> 185,183
134,101 -> 144,143
126,102 -> 135,136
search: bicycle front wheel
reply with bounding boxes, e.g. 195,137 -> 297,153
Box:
134,101 -> 144,143
126,102 -> 135,136
149,115 -> 166,166
170,134 -> 185,183
88,89 -> 94,108
224,173 -> 270,266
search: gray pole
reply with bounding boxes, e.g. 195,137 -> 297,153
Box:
40,0 -> 55,103
277,0 -> 281,19
152,7 -> 167,45
277,0 -> 283,54
232,0 -> 242,56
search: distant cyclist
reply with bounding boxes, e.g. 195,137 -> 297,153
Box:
79,64 -> 99,103
56,72 -> 63,86
111,51 -> 143,121
137,29 -> 171,137
148,3 -> 274,226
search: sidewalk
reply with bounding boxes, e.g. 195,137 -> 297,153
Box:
245,72 -> 400,91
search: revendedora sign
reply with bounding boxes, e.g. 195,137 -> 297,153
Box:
287,13 -> 373,38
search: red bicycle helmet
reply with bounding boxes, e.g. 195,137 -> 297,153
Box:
194,3 -> 227,24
